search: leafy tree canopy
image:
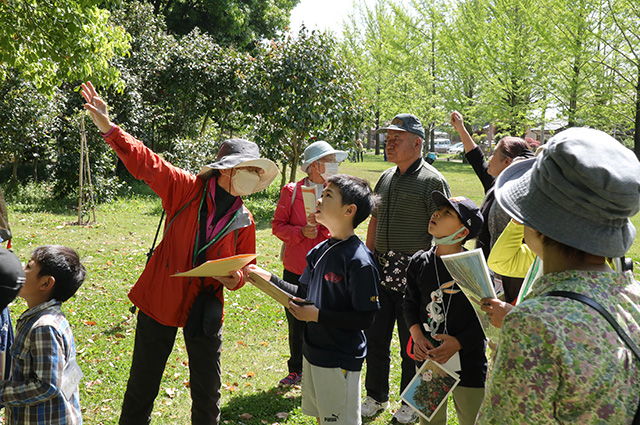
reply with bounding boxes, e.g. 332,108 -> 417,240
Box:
145,0 -> 301,49
0,0 -> 130,93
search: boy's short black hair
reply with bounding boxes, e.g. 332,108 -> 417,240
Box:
327,174 -> 379,228
32,245 -> 86,302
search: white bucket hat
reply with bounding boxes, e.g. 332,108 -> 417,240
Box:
494,127 -> 640,258
197,138 -> 278,193
301,141 -> 347,173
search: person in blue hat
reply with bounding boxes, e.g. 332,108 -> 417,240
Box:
271,140 -> 347,387
477,127 -> 640,424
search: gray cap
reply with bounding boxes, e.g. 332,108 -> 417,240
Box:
494,127 -> 640,258
381,114 -> 425,139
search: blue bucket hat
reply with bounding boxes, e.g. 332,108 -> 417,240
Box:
301,141 -> 347,173
494,127 -> 640,258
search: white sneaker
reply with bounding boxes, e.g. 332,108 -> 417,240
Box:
361,395 -> 388,417
393,405 -> 418,424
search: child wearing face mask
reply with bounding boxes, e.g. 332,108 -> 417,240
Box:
402,191 -> 487,425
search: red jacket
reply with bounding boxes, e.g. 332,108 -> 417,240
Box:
271,178 -> 330,275
103,127 -> 254,327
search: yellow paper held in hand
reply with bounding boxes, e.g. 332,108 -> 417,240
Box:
248,271 -> 292,308
171,254 -> 257,277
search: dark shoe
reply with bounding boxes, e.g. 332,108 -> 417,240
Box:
279,371 -> 302,387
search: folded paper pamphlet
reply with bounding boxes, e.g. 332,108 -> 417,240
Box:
248,272 -> 293,308
172,254 -> 257,278
401,359 -> 460,422
301,185 -> 318,222
440,248 -> 500,343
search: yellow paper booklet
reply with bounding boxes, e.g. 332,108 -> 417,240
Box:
247,271 -> 293,308
171,254 -> 257,277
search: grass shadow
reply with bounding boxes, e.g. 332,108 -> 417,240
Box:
221,387 -> 302,424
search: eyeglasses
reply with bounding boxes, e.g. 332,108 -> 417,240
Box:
235,166 -> 264,175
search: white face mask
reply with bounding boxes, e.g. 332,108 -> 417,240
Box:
231,169 -> 260,196
320,162 -> 339,181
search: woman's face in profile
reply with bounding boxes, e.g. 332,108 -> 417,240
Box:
523,226 -> 544,259
487,142 -> 512,177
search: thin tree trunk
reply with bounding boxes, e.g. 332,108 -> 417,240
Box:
279,163 -> 288,191
634,64 -> 640,160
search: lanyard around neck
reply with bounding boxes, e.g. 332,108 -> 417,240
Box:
193,183 -> 240,267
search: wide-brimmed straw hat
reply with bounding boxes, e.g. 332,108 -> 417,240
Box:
198,138 -> 278,193
494,127 -> 640,258
301,141 -> 347,173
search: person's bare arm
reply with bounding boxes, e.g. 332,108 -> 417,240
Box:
366,216 -> 377,252
451,111 -> 477,154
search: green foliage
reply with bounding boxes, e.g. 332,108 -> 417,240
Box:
0,0 -> 130,93
144,0 -> 301,49
0,73 -> 60,178
245,28 -> 370,182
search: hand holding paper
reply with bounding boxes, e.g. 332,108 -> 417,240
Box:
427,334 -> 461,365
480,298 -> 513,328
301,223 -> 318,239
288,299 -> 319,322
410,331 -> 435,362
213,270 -> 242,290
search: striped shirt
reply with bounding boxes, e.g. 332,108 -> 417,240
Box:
1,299 -> 82,424
373,158 -> 450,255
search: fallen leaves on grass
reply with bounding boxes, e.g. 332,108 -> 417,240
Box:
240,413 -> 253,420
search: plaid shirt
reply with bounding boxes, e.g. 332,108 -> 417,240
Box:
0,300 -> 81,424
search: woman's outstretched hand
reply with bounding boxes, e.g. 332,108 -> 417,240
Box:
81,81 -> 114,134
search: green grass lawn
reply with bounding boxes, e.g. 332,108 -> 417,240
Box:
3,152 -> 639,424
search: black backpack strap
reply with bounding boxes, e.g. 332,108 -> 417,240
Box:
544,290 -> 640,424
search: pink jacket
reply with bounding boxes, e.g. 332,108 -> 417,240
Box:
271,178 -> 330,275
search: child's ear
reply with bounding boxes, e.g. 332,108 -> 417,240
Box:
41,275 -> 55,291
345,204 -> 357,217
459,227 -> 470,240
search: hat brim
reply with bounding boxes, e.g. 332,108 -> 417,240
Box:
301,150 -> 348,173
431,191 -> 453,210
494,158 -> 636,257
198,158 -> 279,194
379,125 -> 425,139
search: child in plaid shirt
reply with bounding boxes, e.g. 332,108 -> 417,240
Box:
0,245 -> 86,425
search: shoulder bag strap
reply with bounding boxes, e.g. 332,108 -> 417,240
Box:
544,290 -> 640,424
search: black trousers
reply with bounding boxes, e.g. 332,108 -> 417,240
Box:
119,311 -> 223,425
364,283 -> 414,403
283,269 -> 305,373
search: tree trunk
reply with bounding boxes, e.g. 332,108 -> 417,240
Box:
279,163 -> 288,191
11,161 -> 18,181
200,111 -> 210,137
374,107 -> 380,155
634,64 -> 640,160
33,157 -> 38,182
289,134 -> 299,183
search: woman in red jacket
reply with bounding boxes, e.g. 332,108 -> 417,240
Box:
271,140 -> 346,386
82,82 -> 277,425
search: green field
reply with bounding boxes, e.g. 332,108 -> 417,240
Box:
4,152 -> 639,424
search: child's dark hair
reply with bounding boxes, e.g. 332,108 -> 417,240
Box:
327,174 -> 379,228
33,245 -> 86,302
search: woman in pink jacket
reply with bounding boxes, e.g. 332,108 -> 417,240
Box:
271,141 -> 346,386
